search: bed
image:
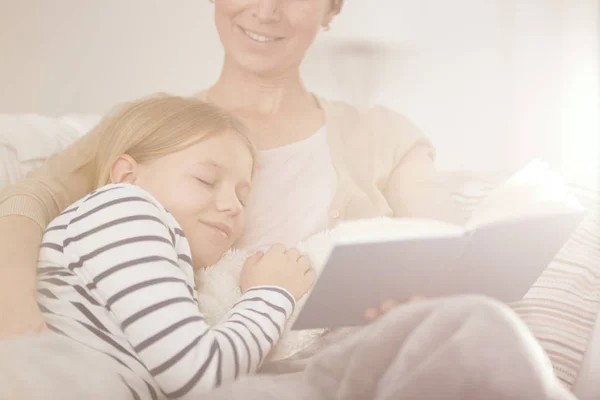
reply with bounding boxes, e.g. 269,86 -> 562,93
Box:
0,113 -> 598,399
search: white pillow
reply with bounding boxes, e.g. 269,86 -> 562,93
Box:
0,114 -> 100,190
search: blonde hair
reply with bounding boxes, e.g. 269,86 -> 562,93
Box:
94,94 -> 256,187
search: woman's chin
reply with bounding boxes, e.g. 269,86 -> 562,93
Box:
227,49 -> 292,78
237,58 -> 279,77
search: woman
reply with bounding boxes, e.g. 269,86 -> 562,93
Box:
0,0 -> 462,338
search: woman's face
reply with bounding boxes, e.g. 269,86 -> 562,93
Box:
214,0 -> 341,76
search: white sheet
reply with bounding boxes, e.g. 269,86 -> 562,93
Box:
0,114 -> 99,187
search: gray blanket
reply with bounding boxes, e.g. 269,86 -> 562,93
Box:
207,296 -> 576,400
0,295 -> 573,400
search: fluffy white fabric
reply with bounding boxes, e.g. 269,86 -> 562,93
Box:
195,217 -> 463,361
196,228 -> 334,362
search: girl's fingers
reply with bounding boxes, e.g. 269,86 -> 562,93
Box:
244,251 -> 264,267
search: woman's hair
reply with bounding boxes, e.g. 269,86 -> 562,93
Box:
94,94 -> 256,187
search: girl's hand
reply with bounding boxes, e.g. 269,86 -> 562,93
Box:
240,244 -> 316,301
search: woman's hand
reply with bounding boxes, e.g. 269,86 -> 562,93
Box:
0,216 -> 47,338
364,296 -> 426,322
0,291 -> 47,338
240,244 -> 316,301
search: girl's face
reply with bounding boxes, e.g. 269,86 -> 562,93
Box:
214,0 -> 340,76
129,132 -> 253,269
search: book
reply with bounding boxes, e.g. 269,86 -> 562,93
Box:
291,160 -> 587,330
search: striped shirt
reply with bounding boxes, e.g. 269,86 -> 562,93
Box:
37,184 -> 295,400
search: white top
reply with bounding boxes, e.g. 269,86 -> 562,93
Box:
236,127 -> 338,251
37,184 -> 295,400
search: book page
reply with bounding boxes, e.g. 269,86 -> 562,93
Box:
466,160 -> 585,230
332,217 -> 465,246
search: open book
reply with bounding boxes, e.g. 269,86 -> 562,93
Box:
292,160 -> 587,330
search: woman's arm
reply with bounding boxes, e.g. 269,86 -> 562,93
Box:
0,216 -> 45,336
66,185 -> 294,398
0,126 -> 99,337
374,107 -> 465,225
384,144 -> 465,224
0,129 -> 98,229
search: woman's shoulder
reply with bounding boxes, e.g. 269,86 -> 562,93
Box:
193,89 -> 209,101
317,97 -> 434,156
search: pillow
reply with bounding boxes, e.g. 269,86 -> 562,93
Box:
445,172 -> 600,390
0,114 -> 100,190
515,184 -> 599,389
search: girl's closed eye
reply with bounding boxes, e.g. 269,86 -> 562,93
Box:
195,177 -> 215,187
193,169 -> 218,187
192,164 -> 219,187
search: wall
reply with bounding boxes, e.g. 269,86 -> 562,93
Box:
512,0 -> 599,187
0,0 -> 597,178
0,1 -> 221,113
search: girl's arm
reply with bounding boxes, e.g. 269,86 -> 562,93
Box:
65,185 -> 294,399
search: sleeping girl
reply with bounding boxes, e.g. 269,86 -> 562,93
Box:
36,94 -> 315,399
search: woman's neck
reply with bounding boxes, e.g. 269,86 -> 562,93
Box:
208,58 -> 316,116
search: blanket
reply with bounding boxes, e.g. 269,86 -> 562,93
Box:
0,297 -> 577,400
187,296 -> 579,400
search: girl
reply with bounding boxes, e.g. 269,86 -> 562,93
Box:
36,94 -> 315,399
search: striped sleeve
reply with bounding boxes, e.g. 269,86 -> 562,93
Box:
63,184 -> 295,399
